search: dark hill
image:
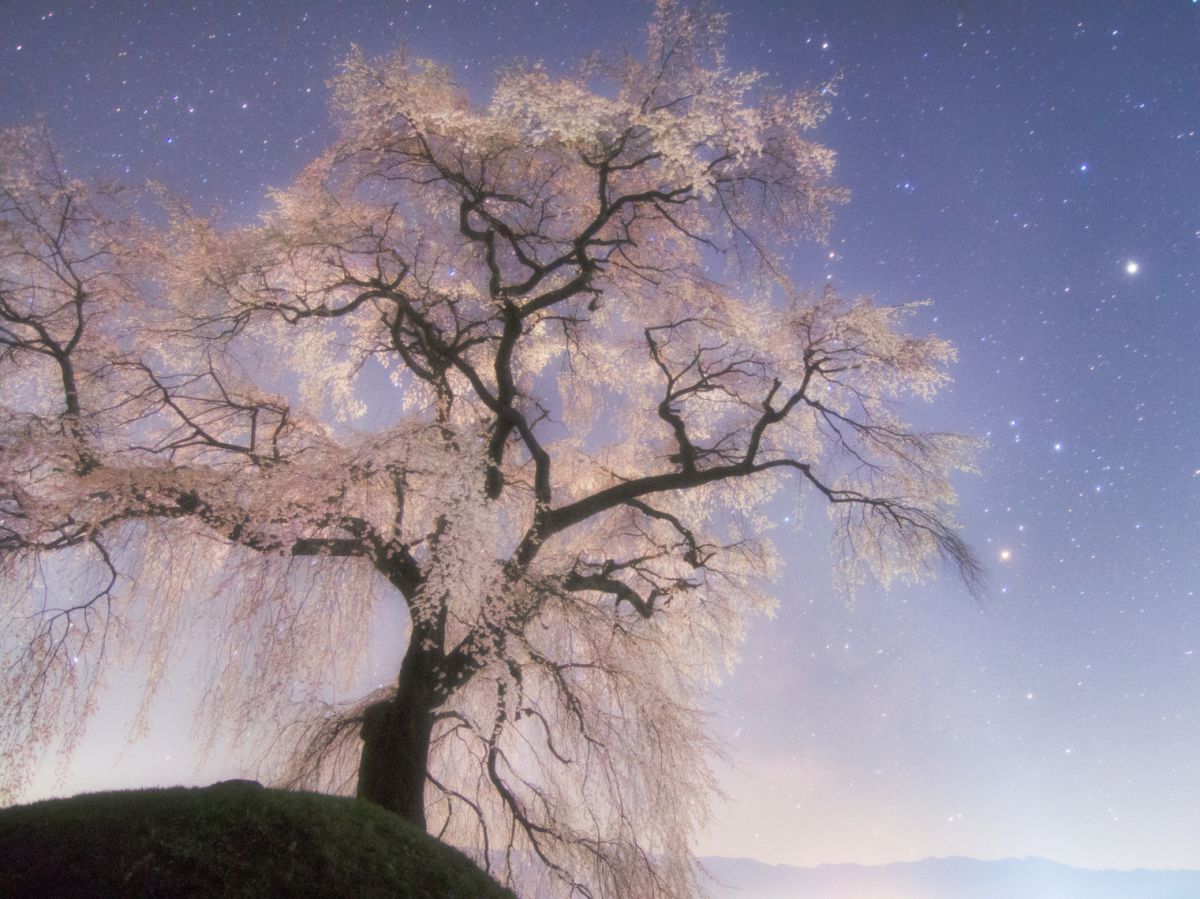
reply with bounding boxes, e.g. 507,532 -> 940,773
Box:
0,782 -> 516,898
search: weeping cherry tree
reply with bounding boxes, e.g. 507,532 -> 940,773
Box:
0,3 -> 980,896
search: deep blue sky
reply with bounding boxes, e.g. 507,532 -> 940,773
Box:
5,0 -> 1199,871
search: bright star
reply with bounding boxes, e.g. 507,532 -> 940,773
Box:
1125,260 -> 1139,275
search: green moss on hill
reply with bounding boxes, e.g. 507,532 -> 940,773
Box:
0,783 -> 517,898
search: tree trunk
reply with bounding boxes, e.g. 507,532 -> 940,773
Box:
356,642 -> 440,828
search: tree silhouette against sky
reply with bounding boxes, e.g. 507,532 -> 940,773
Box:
0,3 -> 979,896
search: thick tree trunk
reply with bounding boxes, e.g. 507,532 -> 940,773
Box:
356,642 -> 440,827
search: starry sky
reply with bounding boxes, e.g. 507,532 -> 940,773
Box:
6,0 -> 1199,874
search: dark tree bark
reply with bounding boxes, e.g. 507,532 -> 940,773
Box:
356,644 -> 440,826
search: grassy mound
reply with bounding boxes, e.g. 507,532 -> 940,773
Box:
0,782 -> 517,898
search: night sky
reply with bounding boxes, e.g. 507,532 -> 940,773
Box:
6,0 -> 1199,873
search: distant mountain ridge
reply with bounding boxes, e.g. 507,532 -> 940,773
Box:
699,855 -> 1200,899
